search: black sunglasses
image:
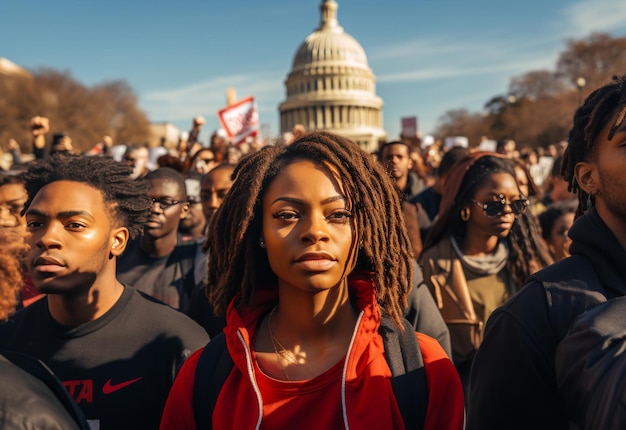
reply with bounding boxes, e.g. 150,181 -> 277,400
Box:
150,197 -> 184,210
471,198 -> 530,217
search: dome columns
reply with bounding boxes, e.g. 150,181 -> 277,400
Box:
279,1 -> 387,152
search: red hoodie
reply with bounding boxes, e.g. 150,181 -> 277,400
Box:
160,273 -> 465,429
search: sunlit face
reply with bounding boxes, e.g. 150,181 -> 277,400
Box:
381,144 -> 413,181
588,114 -> 626,227
547,212 -> 575,261
144,178 -> 189,239
262,160 -> 357,293
0,182 -> 27,232
200,167 -> 234,222
25,181 -> 125,294
466,172 -> 523,239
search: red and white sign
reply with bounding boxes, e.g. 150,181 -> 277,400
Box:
217,96 -> 259,144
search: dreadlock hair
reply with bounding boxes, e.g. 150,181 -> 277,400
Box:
562,74 -> 626,217
206,131 -> 414,330
22,154 -> 151,239
436,155 -> 552,290
507,209 -> 554,287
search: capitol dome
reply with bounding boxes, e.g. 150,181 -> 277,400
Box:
279,0 -> 386,152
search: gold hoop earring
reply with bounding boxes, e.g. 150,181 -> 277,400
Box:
461,207 -> 471,221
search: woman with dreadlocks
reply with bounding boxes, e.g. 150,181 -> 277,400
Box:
419,152 -> 552,397
467,75 -> 626,429
160,131 -> 464,430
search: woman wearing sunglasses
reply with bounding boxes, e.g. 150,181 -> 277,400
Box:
419,152 -> 552,399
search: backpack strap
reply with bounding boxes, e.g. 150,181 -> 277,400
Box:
192,333 -> 233,430
379,315 -> 428,430
1,349 -> 91,430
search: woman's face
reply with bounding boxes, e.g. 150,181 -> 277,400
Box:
261,160 -> 357,294
466,172 -> 523,239
547,212 -> 575,261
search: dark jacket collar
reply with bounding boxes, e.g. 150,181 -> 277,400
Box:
569,208 -> 626,297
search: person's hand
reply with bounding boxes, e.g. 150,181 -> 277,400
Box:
193,116 -> 206,128
8,139 -> 20,151
30,116 -> 50,136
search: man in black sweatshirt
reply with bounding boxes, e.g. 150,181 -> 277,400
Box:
0,154 -> 208,430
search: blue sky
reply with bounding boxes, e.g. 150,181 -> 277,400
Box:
2,0 -> 626,142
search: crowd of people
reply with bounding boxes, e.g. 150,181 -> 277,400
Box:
0,74 -> 625,429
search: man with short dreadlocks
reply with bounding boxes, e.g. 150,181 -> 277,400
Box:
467,75 -> 626,429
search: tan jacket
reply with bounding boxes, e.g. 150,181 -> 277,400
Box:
419,237 -> 483,364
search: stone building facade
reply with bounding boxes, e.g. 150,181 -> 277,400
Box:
279,0 -> 386,152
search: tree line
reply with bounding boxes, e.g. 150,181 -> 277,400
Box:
433,33 -> 626,149
0,69 -> 151,154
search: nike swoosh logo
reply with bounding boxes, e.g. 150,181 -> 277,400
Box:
102,377 -> 143,394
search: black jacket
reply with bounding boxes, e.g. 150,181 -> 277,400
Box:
466,208 -> 626,429
0,287 -> 209,430
0,351 -> 90,429
555,296 -> 626,430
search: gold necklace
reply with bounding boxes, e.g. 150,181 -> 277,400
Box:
268,306 -> 298,380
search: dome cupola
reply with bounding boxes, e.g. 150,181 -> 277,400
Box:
279,0 -> 386,152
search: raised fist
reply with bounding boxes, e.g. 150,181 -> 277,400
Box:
30,116 -> 50,136
192,116 -> 206,127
